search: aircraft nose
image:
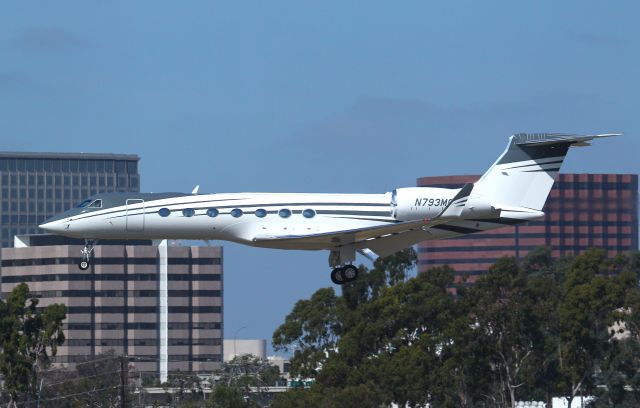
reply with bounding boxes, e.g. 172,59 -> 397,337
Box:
39,219 -> 66,234
39,213 -> 71,233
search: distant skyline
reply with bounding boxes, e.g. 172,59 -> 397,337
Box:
1,1 -> 639,353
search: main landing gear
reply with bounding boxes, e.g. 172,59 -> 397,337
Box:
330,265 -> 359,285
329,247 -> 359,285
78,240 -> 96,270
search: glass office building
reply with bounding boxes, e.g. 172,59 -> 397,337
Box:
0,152 -> 140,247
417,174 -> 639,283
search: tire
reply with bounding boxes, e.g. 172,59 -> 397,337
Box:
79,260 -> 90,270
330,268 -> 345,285
342,265 -> 359,282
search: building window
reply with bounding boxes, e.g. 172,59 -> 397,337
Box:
255,208 -> 267,218
115,161 -> 127,173
182,208 -> 195,217
206,208 -> 219,217
278,209 -> 292,218
158,208 -> 171,217
230,208 -> 243,218
302,209 -> 316,218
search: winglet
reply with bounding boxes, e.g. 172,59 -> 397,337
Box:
191,185 -> 200,194
438,183 -> 474,218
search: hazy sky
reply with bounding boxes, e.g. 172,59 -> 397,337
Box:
1,1 -> 638,353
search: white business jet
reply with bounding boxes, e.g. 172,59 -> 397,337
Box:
40,133 -> 617,284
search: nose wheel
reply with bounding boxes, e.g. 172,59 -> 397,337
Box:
330,265 -> 359,285
78,240 -> 96,270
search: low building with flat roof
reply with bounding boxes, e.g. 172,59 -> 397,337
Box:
223,339 -> 267,362
0,236 -> 223,382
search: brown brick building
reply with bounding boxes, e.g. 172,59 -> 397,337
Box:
0,236 -> 223,380
417,174 -> 638,283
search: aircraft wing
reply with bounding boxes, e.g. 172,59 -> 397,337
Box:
252,217 -> 449,248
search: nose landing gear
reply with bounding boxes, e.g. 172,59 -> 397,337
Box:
78,240 -> 97,270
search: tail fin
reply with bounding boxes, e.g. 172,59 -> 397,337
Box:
474,133 -> 619,211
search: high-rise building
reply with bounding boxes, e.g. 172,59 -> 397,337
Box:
417,174 -> 639,282
0,235 -> 223,380
0,152 -> 140,247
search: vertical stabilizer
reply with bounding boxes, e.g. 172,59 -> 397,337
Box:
473,133 -> 619,211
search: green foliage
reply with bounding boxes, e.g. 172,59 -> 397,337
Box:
272,248 -> 640,408
210,354 -> 286,407
0,283 -> 67,405
210,383 -> 246,408
38,351 -> 135,407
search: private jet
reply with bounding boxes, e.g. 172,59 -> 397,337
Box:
40,133 -> 617,284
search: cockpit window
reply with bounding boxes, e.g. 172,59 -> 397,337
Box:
76,199 -> 93,208
88,199 -> 102,208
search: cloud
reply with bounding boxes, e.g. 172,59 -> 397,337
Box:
14,27 -> 87,51
565,31 -> 623,48
288,97 -> 467,148
0,71 -> 47,93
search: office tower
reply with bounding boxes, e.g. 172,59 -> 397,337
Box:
417,174 -> 639,283
0,152 -> 140,247
0,236 -> 223,380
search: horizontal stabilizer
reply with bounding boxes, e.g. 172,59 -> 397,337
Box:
513,133 -> 621,147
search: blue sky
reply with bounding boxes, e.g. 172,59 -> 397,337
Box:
1,1 -> 638,354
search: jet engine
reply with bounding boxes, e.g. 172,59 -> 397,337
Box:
391,187 -> 500,221
391,187 -> 456,221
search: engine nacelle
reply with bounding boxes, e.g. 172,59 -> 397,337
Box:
391,187 -> 457,221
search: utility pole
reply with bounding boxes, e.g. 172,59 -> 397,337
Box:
35,378 -> 44,408
120,355 -> 128,408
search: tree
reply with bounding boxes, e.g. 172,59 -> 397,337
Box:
466,257 -> 547,407
0,283 -> 66,406
38,351 -> 136,407
273,248 -> 417,381
557,249 -> 618,406
272,248 -> 640,408
211,354 -> 285,407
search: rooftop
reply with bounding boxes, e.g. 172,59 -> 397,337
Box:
0,152 -> 139,161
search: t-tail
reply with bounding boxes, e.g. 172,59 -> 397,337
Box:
463,133 -> 620,221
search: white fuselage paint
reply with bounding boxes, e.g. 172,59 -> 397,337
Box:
41,190 -> 464,250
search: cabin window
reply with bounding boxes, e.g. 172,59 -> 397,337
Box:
158,208 -> 171,217
76,199 -> 92,208
255,208 -> 267,218
182,208 -> 195,217
278,209 -> 292,218
302,209 -> 316,218
88,199 -> 102,208
206,208 -> 219,218
230,208 -> 243,218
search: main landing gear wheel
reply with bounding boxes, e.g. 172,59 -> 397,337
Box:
78,239 -> 97,270
331,268 -> 345,285
330,265 -> 359,285
342,265 -> 359,282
